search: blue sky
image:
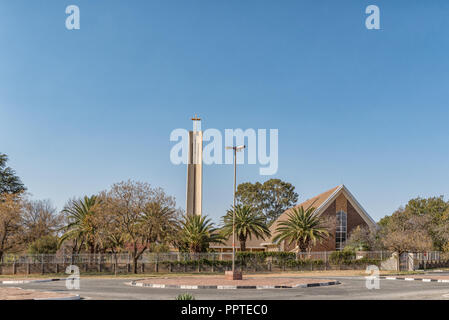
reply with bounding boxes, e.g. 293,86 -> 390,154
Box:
1,1 -> 449,223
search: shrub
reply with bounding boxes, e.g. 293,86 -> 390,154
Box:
176,293 -> 195,300
329,249 -> 356,264
236,251 -> 296,265
285,259 -> 324,268
162,259 -> 232,268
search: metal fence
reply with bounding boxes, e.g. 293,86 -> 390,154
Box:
0,250 -> 444,275
0,250 -> 392,265
413,251 -> 441,262
1,252 -> 229,264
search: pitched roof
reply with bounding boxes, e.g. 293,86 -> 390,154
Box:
268,185 -> 341,242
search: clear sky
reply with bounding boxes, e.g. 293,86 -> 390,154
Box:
1,1 -> 448,223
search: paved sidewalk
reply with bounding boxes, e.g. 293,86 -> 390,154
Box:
131,276 -> 339,289
0,287 -> 80,300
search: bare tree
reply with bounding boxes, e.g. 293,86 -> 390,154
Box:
346,225 -> 380,251
21,199 -> 62,244
380,214 -> 433,269
103,180 -> 180,273
0,193 -> 24,260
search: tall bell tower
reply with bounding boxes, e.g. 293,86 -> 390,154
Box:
186,115 -> 203,216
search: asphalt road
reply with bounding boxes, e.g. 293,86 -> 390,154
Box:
2,275 -> 449,300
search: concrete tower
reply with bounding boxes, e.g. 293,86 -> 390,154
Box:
186,116 -> 202,216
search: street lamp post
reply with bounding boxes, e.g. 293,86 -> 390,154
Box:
225,145 -> 245,280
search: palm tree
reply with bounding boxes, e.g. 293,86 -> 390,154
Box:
273,206 -> 329,257
221,205 -> 271,252
123,202 -> 181,274
59,195 -> 101,255
179,215 -> 225,253
140,202 -> 180,245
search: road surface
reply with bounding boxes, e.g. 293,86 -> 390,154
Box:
1,275 -> 449,300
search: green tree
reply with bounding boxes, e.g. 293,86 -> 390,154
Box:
221,205 -> 270,252
236,179 -> 298,224
0,153 -> 26,194
379,196 -> 449,251
406,196 -> 449,221
273,206 -> 329,256
28,235 -> 59,254
179,215 -> 224,253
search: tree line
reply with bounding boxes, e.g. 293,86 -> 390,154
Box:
346,196 -> 449,256
2,152 -> 449,273
0,154 -> 327,269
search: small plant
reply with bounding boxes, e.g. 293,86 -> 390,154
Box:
176,293 -> 196,300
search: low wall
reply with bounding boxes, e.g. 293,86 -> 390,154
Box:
0,261 -> 380,275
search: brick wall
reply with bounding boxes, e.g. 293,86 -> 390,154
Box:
347,200 -> 369,233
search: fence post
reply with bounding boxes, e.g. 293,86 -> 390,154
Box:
13,257 -> 16,275
155,253 -> 159,273
127,253 -> 131,273
98,253 -> 102,273
324,252 -> 327,271
424,253 -> 427,270
41,254 -> 45,275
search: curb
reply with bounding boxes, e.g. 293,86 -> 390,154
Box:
380,276 -> 449,283
128,280 -> 340,290
1,278 -> 63,285
33,294 -> 81,301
